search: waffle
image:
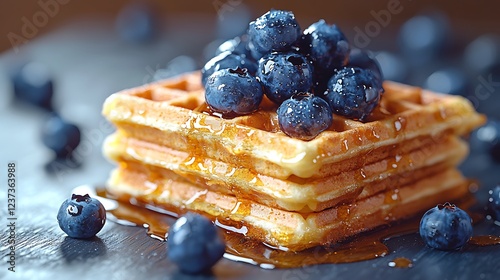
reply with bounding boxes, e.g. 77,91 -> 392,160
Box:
102,71 -> 485,250
105,132 -> 468,212
102,72 -> 484,179
107,160 -> 469,250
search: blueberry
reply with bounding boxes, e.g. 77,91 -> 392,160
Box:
215,35 -> 252,58
57,194 -> 106,239
301,20 -> 350,73
41,114 -> 81,158
205,68 -> 263,115
324,67 -> 383,120
257,51 -> 313,104
115,2 -> 157,43
201,51 -> 257,86
347,48 -> 383,84
11,62 -> 53,110
489,185 -> 500,221
277,92 -> 333,140
167,213 -> 225,274
248,10 -> 301,60
419,203 -> 473,250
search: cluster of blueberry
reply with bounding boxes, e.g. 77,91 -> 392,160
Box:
202,9 -> 384,140
11,62 -> 81,165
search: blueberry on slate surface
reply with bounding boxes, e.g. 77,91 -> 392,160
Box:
11,61 -> 53,110
277,92 -> 333,140
215,35 -> 252,58
419,203 -> 473,250
247,10 -> 301,60
115,2 -> 157,43
489,185 -> 500,221
324,67 -> 383,120
257,51 -> 313,104
167,213 -> 225,274
41,114 -> 81,158
347,48 -> 383,83
201,51 -> 257,86
300,20 -> 350,73
205,68 -> 263,115
57,194 -> 106,239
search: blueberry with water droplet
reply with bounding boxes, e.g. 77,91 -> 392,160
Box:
277,92 -> 333,140
248,10 -> 301,60
257,51 -> 313,104
42,114 -> 81,158
167,213 -> 225,274
57,194 -> 106,239
11,62 -> 53,110
324,67 -> 383,120
300,19 -> 350,72
419,203 -> 472,250
205,68 -> 263,115
347,48 -> 383,83
201,51 -> 257,86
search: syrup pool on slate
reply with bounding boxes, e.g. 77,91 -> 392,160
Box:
72,185 -> 500,269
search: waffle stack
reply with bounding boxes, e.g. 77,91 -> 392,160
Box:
102,72 -> 485,251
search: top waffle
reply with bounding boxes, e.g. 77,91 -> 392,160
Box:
103,71 -> 485,180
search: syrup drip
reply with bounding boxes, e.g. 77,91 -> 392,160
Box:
388,257 -> 413,268
95,188 -> 419,269
469,235 -> 500,246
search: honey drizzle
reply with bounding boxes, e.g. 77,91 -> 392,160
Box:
96,188 -> 420,268
388,257 -> 413,268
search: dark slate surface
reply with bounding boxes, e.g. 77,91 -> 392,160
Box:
1,17 -> 499,280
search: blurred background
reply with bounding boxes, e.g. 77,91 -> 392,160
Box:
1,0 -> 499,171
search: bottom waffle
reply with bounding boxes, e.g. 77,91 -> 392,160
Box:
107,161 -> 470,251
